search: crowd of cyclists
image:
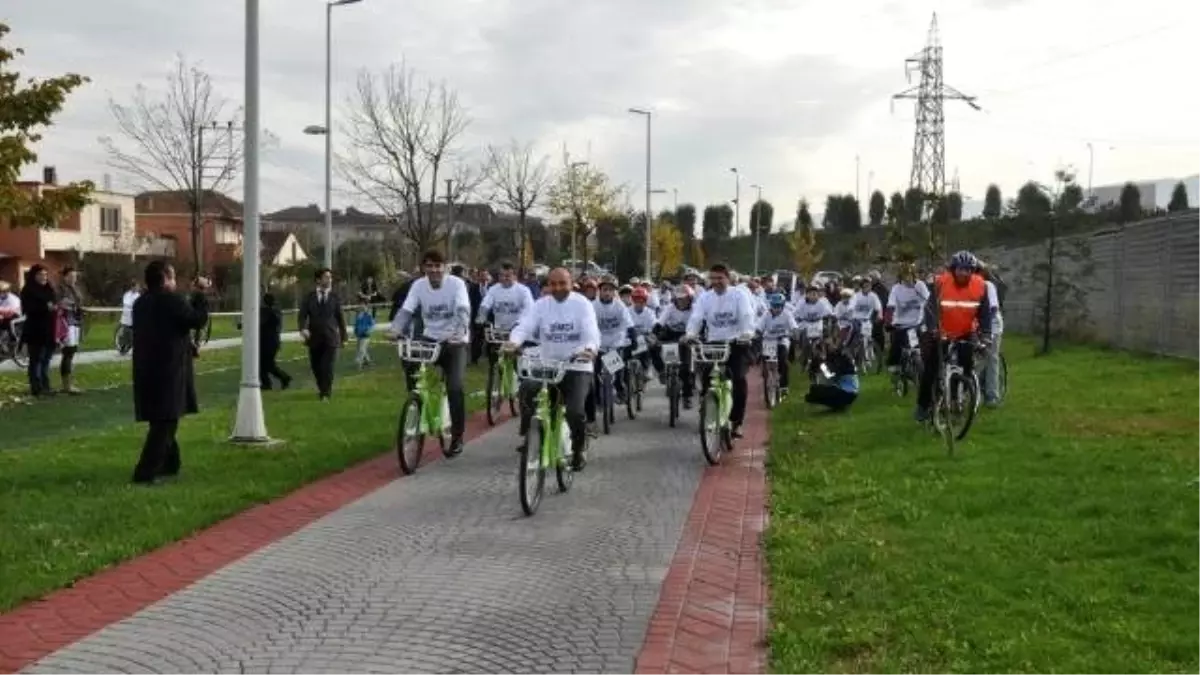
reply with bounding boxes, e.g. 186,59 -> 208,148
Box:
388,247 -> 1006,483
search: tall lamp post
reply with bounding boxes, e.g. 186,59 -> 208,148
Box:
628,107 -> 652,279
749,183 -> 763,275
232,0 -> 269,443
319,0 -> 363,268
730,167 -> 740,236
568,160 -> 588,266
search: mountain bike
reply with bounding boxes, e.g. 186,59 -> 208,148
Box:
661,342 -> 683,427
693,341 -> 735,466
595,349 -> 623,434
893,327 -> 922,397
927,337 -> 980,456
394,339 -> 451,475
0,317 -> 27,368
484,325 -> 519,426
114,322 -> 133,355
515,353 -> 588,516
761,338 -> 784,409
847,320 -> 878,375
799,322 -> 828,385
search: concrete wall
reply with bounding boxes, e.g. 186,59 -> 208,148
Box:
979,212 -> 1199,359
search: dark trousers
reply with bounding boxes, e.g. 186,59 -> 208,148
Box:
261,346 -> 291,390
805,384 -> 857,411
403,342 -> 468,437
60,345 -> 78,377
917,339 -> 975,409
518,370 -> 591,451
697,342 -> 750,425
887,326 -> 917,367
470,324 -> 485,364
307,342 -> 337,397
650,341 -> 695,398
771,351 -> 791,390
132,419 -> 181,483
26,341 -> 53,395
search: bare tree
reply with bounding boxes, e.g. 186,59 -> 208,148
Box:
338,61 -> 471,254
486,140 -> 550,272
100,56 -> 249,275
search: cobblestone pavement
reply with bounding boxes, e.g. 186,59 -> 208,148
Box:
25,394 -> 708,674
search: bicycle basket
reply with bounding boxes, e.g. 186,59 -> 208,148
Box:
517,357 -> 567,384
398,340 -> 441,364
692,342 -> 731,364
661,342 -> 681,365
485,325 -> 510,344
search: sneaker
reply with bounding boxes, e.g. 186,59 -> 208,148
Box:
731,424 -> 744,439
682,396 -> 693,410
913,406 -> 930,422
571,450 -> 587,472
444,436 -> 464,457
585,422 -> 599,438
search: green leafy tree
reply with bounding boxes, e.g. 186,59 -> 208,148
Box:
946,190 -> 964,221
674,203 -> 696,263
887,191 -> 906,227
1016,181 -> 1052,217
789,199 -> 822,279
838,194 -> 862,233
749,199 -> 773,237
1057,183 -> 1084,212
903,187 -> 925,223
983,183 -> 1002,218
822,194 -> 843,230
547,161 -> 622,268
1118,182 -> 1142,223
795,198 -> 814,231
1168,181 -> 1189,212
0,23 -> 93,227
701,203 -> 733,261
868,190 -> 886,227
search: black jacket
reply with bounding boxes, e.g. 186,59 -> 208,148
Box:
132,289 -> 209,422
18,281 -> 57,346
261,306 -> 283,352
298,288 -> 347,347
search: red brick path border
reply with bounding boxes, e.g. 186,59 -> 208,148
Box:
0,408 -> 509,673
634,378 -> 770,674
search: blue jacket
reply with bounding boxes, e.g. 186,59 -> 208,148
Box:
353,311 -> 374,339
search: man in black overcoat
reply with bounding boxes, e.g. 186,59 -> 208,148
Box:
130,262 -> 210,485
298,267 -> 347,400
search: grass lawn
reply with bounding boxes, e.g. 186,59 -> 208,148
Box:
77,311 -> 244,352
766,336 -> 1199,673
0,344 -> 490,612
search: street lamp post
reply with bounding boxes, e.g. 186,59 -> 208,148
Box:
568,160 -> 588,266
730,167 -> 740,236
749,183 -> 763,275
628,108 -> 652,278
232,0 -> 269,443
320,0 -> 363,269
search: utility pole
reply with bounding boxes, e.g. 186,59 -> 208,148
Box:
193,120 -> 236,277
892,13 -> 980,206
730,167 -> 740,236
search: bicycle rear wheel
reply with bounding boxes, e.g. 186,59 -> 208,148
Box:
601,374 -> 614,434
699,391 -> 723,466
625,364 -> 638,420
519,418 -> 546,515
396,397 -> 424,475
506,364 -> 519,416
763,363 -> 780,409
998,353 -> 1008,400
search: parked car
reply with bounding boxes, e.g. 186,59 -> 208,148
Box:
811,270 -> 843,287
562,259 -> 605,276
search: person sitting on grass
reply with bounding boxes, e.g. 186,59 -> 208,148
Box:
804,349 -> 859,413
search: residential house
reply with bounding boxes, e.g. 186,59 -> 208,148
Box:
262,205 -> 394,253
135,189 -> 244,271
260,231 -> 308,267
0,167 -> 175,287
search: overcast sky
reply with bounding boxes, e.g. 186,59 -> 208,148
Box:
7,0 -> 1198,224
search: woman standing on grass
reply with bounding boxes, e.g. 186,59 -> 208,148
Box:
57,267 -> 84,394
18,265 -> 57,397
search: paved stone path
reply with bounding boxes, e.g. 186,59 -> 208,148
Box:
5,384 -> 769,674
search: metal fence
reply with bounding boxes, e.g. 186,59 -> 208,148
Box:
979,212 -> 1199,360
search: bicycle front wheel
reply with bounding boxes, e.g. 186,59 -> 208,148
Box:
699,391 -> 723,466
486,360 -> 501,426
625,366 -> 638,420
396,397 -> 424,475
666,373 -> 680,428
763,364 -> 780,409
519,418 -> 546,516
951,371 -> 979,441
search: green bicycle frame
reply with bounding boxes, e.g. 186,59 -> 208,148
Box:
499,352 -> 519,398
708,361 -> 733,427
534,384 -> 568,468
413,362 -> 448,435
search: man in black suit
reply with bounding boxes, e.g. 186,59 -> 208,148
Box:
130,262 -> 210,485
298,267 -> 347,400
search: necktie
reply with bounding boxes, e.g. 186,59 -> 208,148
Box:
319,290 -> 325,305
